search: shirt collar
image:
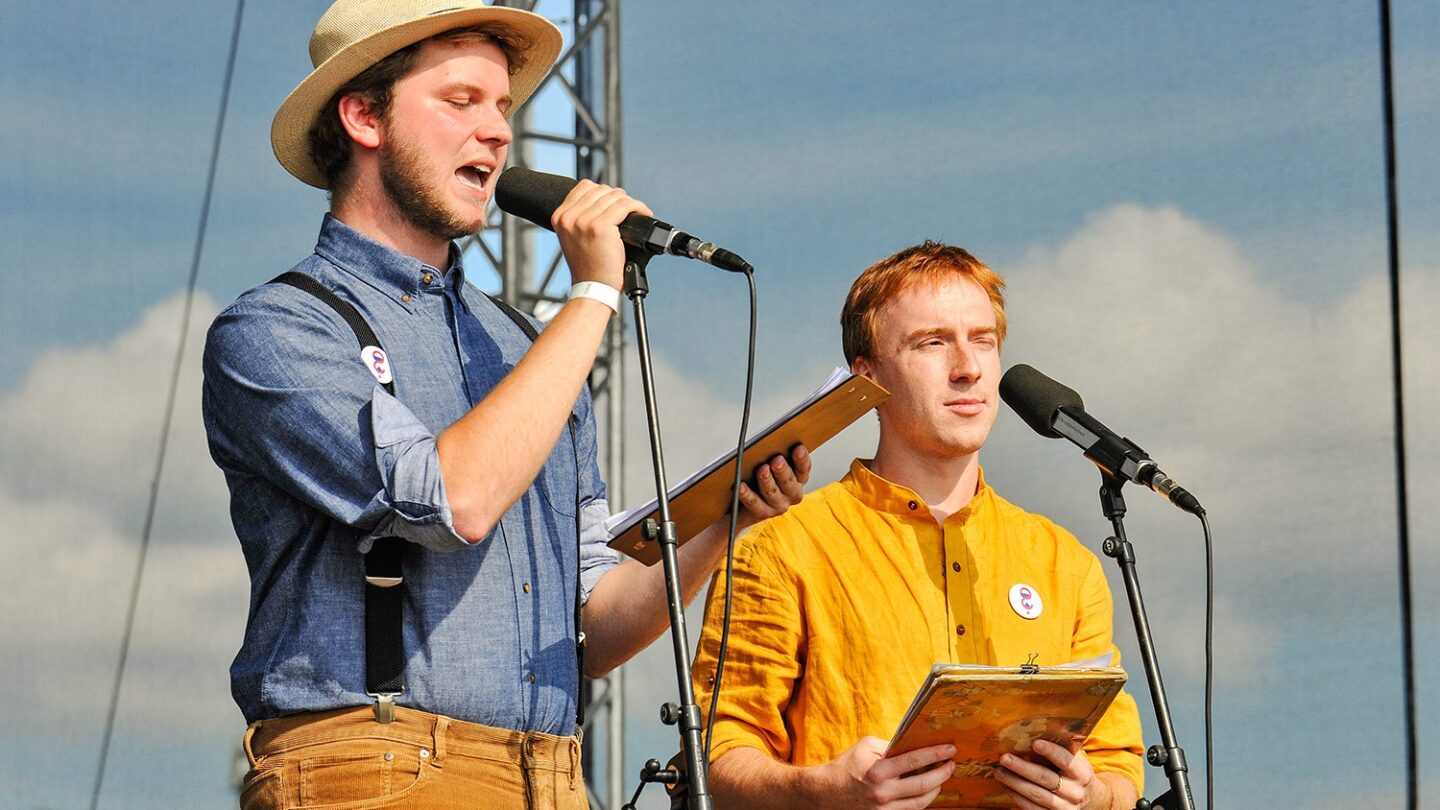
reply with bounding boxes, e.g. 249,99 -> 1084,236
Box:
313,213 -> 467,308
842,458 -> 994,523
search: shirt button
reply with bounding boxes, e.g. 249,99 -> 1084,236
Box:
401,293 -> 412,303
907,500 -> 918,510
421,272 -> 434,284
528,672 -> 537,684
951,562 -> 962,573
955,624 -> 966,636
522,582 -> 531,594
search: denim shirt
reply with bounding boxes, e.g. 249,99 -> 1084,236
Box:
202,214 -> 619,732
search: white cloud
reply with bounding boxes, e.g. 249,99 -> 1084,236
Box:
0,292 -> 232,539
0,291 -> 248,733
992,203 -> 1440,694
999,202 -> 1433,577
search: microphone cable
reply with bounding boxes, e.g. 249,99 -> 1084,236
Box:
1200,508 -> 1213,810
703,266 -> 758,762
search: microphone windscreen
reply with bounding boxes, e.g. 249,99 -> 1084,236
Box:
999,364 -> 1085,440
494,167 -> 578,232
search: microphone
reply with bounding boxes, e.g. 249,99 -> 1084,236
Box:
999,364 -> 1203,514
494,167 -> 753,273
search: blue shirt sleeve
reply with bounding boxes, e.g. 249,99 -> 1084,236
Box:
579,497 -> 619,602
367,386 -> 470,552
569,385 -> 620,602
203,288 -> 468,553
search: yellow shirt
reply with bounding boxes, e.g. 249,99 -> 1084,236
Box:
693,460 -> 1144,794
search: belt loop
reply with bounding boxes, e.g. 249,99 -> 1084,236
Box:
432,714 -> 449,767
520,731 -> 536,769
569,736 -> 580,790
520,732 -> 536,809
241,721 -> 263,767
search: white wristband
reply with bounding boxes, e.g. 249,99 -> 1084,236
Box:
569,281 -> 622,314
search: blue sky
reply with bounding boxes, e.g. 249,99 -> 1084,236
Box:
2,1 -> 1437,807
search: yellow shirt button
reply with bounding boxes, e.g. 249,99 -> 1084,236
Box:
401,293 -> 412,303
955,624 -> 966,636
522,582 -> 531,594
951,562 -> 962,573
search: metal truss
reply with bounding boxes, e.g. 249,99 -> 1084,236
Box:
458,1 -> 626,807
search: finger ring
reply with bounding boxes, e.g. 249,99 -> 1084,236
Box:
1052,776 -> 1063,794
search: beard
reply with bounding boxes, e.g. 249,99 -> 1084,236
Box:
378,132 -> 481,243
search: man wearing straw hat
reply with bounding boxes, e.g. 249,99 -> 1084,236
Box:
202,2 -> 808,807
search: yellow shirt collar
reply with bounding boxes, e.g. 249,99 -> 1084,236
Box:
842,458 -> 994,523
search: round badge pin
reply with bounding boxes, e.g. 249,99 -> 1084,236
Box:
1008,583 -> 1043,620
360,345 -> 393,385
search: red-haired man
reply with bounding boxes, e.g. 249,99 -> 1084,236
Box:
694,242 -> 1144,810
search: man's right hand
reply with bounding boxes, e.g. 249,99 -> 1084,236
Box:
437,179 -> 648,541
550,179 -> 651,292
806,736 -> 957,809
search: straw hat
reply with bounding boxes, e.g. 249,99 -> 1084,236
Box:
272,0 -> 562,189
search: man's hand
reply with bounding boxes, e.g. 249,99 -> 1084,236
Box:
995,740 -> 1121,810
733,446 -> 812,531
805,736 -> 957,810
438,181 -> 648,539
550,179 -> 651,291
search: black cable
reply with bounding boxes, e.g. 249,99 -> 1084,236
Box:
704,268 -> 759,761
89,2 -> 247,808
1377,2 -> 1416,808
1199,509 -> 1213,810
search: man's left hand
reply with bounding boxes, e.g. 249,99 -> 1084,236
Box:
734,445 -> 811,530
995,740 -> 1114,810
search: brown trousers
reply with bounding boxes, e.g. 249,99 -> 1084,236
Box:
239,706 -> 589,810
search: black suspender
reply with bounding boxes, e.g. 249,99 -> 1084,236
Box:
272,272 -> 585,726
272,272 -> 407,719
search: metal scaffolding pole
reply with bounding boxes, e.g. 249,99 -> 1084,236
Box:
461,2 -> 625,807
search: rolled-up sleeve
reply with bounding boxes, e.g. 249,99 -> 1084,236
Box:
571,386 -> 619,601
203,291 -> 463,551
578,497 -> 619,602
692,529 -> 804,764
365,387 -> 468,552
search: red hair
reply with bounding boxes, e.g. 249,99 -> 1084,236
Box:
841,241 -> 1007,364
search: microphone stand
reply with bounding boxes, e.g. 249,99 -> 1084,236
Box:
617,245 -> 713,810
1096,472 -> 1196,810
